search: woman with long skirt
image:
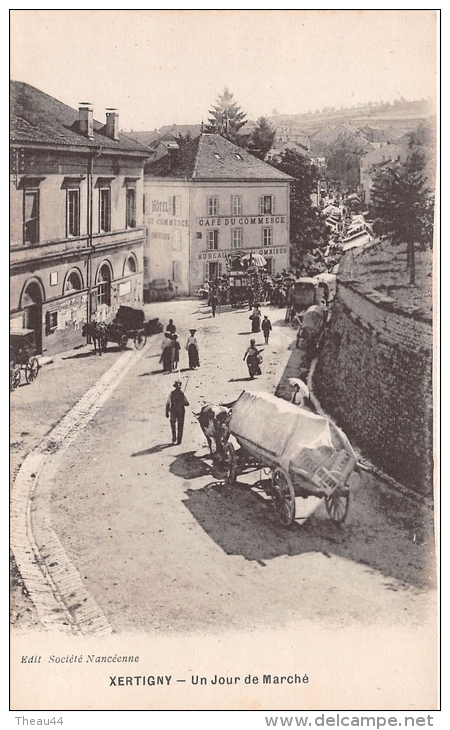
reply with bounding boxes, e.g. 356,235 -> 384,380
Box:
160,333 -> 173,372
185,329 -> 200,369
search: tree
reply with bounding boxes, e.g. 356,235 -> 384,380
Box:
248,116 -> 277,160
204,87 -> 248,146
370,126 -> 434,284
270,149 -> 329,268
324,134 -> 365,193
176,131 -> 192,146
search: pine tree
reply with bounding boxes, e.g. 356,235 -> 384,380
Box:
248,117 -> 277,160
204,88 -> 248,146
371,127 -> 434,284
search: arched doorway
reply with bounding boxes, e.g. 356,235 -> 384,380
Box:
21,280 -> 44,354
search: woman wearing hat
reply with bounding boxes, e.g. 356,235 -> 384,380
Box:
185,329 -> 200,370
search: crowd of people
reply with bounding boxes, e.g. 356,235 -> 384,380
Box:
160,319 -> 200,373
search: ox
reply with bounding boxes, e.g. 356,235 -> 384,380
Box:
196,404 -> 232,462
82,321 -> 108,355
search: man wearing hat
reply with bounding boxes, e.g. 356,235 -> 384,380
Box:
166,380 -> 189,444
185,329 -> 200,369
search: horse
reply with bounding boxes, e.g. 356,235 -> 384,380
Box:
82,321 -> 108,355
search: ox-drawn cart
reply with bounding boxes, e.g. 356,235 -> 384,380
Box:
223,391 -> 357,527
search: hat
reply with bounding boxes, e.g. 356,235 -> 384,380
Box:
189,329 -> 197,334
173,380 -> 182,387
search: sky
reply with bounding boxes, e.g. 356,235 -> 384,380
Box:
10,9 -> 438,132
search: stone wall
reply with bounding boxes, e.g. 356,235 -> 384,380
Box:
313,280 -> 434,496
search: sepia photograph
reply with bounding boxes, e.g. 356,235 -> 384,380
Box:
9,8 -> 439,716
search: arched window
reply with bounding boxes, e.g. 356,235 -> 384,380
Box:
125,255 -> 137,274
97,263 -> 112,305
64,269 -> 83,293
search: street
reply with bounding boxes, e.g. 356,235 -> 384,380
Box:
10,297 -> 436,636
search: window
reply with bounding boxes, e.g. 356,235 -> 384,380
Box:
259,195 -> 274,215
67,188 -> 80,237
262,227 -> 273,247
171,195 -> 181,216
207,230 -> 218,250
231,195 -> 242,215
265,258 -> 273,275
99,188 -> 111,232
172,261 -> 182,282
97,264 -> 111,305
126,187 -> 136,228
207,261 -> 222,280
125,255 -> 137,274
45,310 -> 58,335
207,196 -> 219,216
173,230 -> 182,251
64,270 -> 83,293
231,228 -> 243,249
24,190 -> 39,244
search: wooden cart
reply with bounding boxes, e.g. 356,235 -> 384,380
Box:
223,391 -> 357,527
10,329 -> 40,391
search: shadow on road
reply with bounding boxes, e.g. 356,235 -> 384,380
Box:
169,451 -> 225,481
131,443 -> 173,457
181,478 -> 434,589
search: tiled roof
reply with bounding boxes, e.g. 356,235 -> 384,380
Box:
145,133 -> 292,181
10,80 -> 151,155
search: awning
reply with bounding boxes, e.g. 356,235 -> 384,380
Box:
242,253 -> 267,267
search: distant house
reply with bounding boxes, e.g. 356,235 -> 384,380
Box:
10,81 -> 150,355
266,140 -> 311,164
143,133 -> 292,295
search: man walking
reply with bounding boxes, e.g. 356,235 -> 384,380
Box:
166,380 -> 189,445
210,292 -> 218,318
261,315 -> 272,345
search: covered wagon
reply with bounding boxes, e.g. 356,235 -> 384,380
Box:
224,390 -> 357,527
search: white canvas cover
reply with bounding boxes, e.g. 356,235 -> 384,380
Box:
229,391 -> 334,458
229,391 -> 357,486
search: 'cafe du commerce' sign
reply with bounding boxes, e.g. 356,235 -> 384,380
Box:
198,216 -> 285,227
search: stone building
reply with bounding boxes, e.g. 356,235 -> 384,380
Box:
143,133 -> 292,296
10,81 -> 150,356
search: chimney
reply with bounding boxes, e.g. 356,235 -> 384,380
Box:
79,103 -> 94,139
105,108 -> 119,140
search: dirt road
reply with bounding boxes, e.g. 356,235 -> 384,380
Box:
30,297 -> 436,636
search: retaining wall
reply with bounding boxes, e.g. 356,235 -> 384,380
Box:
313,280 -> 434,496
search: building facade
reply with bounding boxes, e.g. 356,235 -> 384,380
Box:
143,134 -> 291,295
10,81 -> 151,356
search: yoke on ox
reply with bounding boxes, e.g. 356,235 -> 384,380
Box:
196,404 -> 232,462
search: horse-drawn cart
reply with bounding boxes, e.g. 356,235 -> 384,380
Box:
107,306 -> 163,350
10,329 -> 40,391
223,391 -> 357,527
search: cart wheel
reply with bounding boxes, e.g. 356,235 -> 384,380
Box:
10,368 -> 21,391
224,443 -> 237,485
25,357 -> 39,383
271,468 -> 296,527
120,334 -> 128,350
134,330 -> 147,350
325,488 -> 350,523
